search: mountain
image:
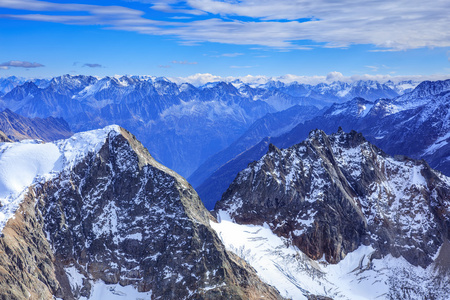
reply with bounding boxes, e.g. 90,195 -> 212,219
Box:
0,108 -> 73,141
385,80 -> 417,94
197,79 -> 450,209
189,105 -> 321,189
212,129 -> 450,299
195,97 -> 378,209
0,126 -> 283,299
0,75 -> 415,178
0,76 -> 27,95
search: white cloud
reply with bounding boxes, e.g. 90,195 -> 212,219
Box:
326,71 -> 346,83
167,73 -> 223,86
220,53 -> 244,57
1,0 -> 449,50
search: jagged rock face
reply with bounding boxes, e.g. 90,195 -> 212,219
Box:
216,129 -> 450,267
0,190 -> 62,300
0,130 -> 11,142
0,127 -> 282,300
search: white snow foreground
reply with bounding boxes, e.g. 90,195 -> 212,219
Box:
58,266 -> 152,300
0,125 -> 121,232
211,210 -> 446,300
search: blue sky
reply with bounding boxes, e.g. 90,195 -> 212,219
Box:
0,0 -> 449,81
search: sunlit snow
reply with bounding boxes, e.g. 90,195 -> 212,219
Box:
211,210 -> 445,300
0,125 -> 121,232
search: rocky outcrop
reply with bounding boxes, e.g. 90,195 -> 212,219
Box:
0,130 -> 11,142
0,108 -> 72,142
0,189 -> 62,300
0,127 -> 283,299
215,129 -> 450,267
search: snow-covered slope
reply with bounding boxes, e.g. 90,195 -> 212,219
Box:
212,217 -> 450,300
0,126 -> 119,231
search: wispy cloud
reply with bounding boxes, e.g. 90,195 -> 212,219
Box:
169,16 -> 192,20
365,65 -> 379,72
365,65 -> 391,73
172,60 -> 198,65
207,52 -> 244,58
1,0 -> 449,51
221,53 -> 244,57
230,65 -> 254,69
150,1 -> 205,16
83,63 -> 103,68
0,60 -> 44,69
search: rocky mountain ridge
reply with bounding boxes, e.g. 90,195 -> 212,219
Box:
213,129 -> 450,299
0,126 -> 283,300
216,129 -> 450,265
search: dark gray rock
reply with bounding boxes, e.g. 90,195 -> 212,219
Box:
216,129 -> 450,268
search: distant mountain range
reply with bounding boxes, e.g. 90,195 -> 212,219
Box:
195,79 -> 450,209
0,75 -> 419,177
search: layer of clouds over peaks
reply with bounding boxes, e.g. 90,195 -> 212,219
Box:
0,0 -> 449,50
168,72 -> 450,86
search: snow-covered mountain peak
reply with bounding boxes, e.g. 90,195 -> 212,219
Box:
405,79 -> 450,99
214,129 -> 450,299
0,125 -> 121,231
